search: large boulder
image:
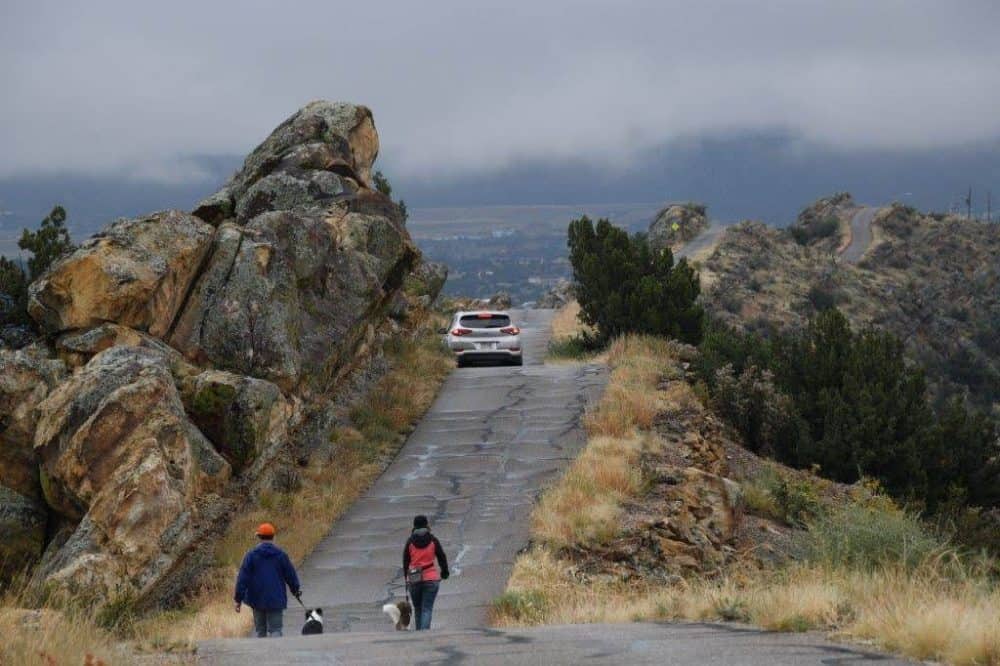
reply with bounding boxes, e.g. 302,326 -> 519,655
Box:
192,101 -> 379,225
0,348 -> 66,577
28,211 -> 214,337
180,369 -> 294,476
171,102 -> 418,391
648,203 -> 709,252
31,346 -> 231,605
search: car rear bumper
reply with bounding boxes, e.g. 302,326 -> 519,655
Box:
454,349 -> 522,362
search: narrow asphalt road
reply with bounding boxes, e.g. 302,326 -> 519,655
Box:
675,221 -> 729,261
842,206 -> 878,263
229,309 -> 604,636
199,622 -> 911,665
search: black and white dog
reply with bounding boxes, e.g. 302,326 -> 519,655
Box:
381,600 -> 413,630
301,607 -> 324,635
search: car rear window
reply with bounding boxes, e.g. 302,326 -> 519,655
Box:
459,314 -> 511,329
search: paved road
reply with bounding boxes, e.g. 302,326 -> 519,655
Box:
267,309 -> 604,633
675,221 -> 729,261
842,206 -> 878,263
199,622 -> 911,665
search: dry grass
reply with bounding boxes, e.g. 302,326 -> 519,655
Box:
1,313 -> 453,662
550,301 -> 585,341
0,607 -> 133,666
532,335 -> 674,549
496,332 -> 1000,665
496,548 -> 1000,664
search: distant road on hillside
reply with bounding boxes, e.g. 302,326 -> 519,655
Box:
842,206 -> 878,263
676,220 -> 730,261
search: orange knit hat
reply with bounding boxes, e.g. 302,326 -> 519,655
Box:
256,523 -> 276,538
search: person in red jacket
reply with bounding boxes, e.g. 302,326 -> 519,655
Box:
402,515 -> 449,630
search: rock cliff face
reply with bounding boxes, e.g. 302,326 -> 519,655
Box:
0,101 -> 443,610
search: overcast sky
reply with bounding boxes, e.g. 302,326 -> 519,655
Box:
2,1 -> 999,186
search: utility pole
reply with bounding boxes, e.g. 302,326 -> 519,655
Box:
965,186 -> 972,221
988,190 -> 992,224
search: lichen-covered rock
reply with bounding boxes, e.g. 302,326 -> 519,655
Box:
31,346 -> 231,606
648,203 -> 709,252
28,210 -> 214,337
173,121 -> 418,391
404,260 -> 448,306
0,347 -> 66,499
55,322 -> 187,371
180,369 -> 294,475
192,101 -> 379,225
0,347 -> 66,577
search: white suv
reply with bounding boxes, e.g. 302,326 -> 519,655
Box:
446,311 -> 523,367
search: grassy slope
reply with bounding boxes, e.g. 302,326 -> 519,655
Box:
1,310 -> 454,665
493,327 -> 1000,665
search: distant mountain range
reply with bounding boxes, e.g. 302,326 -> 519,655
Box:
2,131 -> 998,255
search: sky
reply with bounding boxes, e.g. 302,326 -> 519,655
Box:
3,0 -> 1000,189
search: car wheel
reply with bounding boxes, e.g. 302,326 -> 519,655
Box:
456,356 -> 466,368
511,356 -> 523,366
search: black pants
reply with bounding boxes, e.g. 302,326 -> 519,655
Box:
409,580 -> 440,630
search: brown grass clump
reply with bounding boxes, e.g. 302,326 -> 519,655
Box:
0,607 -> 130,666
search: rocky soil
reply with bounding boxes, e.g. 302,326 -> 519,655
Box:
0,101 -> 446,611
699,199 -> 1000,411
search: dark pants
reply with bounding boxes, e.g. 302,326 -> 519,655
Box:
409,580 -> 440,630
253,608 -> 284,637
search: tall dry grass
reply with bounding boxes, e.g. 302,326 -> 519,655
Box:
1,314 -> 453,661
495,333 -> 1000,665
532,335 -> 675,549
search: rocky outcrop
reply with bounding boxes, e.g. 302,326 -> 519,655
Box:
170,102 -> 417,392
648,203 -> 709,253
192,101 -> 379,225
2,100 -> 427,610
535,279 -> 573,309
0,348 -> 66,575
487,291 -> 513,310
28,211 -> 214,337
31,346 -> 231,604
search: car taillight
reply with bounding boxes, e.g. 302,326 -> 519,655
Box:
451,327 -> 472,336
500,326 -> 520,335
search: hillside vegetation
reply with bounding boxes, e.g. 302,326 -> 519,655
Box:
495,326 -> 1000,664
702,201 -> 1000,411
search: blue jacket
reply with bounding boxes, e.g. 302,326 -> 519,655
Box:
234,542 -> 301,610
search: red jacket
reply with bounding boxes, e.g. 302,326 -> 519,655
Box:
403,528 -> 449,582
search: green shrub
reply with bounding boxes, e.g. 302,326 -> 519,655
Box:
568,216 -> 703,345
547,334 -> 602,360
800,500 -> 945,570
790,216 -> 840,245
491,590 -> 549,624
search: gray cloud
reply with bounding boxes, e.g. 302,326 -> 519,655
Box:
2,0 -> 999,183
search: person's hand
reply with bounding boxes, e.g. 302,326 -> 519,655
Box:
234,602 -> 241,613
441,570 -> 450,580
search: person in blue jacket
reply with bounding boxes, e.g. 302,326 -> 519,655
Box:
234,522 -> 302,637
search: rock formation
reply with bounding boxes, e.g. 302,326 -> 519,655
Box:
648,203 -> 709,253
1,101 -> 444,610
